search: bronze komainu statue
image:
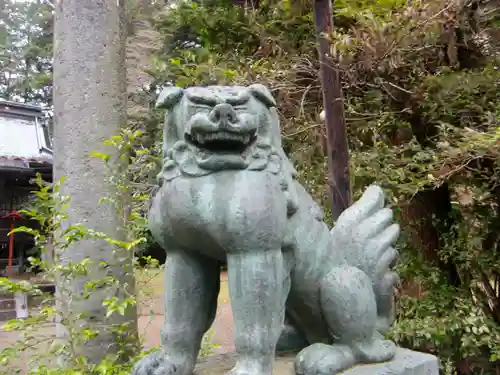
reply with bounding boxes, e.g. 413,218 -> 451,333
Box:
132,84 -> 400,375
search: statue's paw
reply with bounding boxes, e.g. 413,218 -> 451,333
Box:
225,361 -> 272,375
225,368 -> 252,375
131,350 -> 177,375
353,338 -> 396,363
295,343 -> 356,375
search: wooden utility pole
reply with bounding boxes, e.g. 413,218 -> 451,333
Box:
313,0 -> 351,220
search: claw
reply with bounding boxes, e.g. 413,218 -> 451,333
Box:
295,343 -> 356,375
154,365 -> 177,375
131,351 -> 177,375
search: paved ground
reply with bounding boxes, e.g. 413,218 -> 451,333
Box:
0,271 -> 235,372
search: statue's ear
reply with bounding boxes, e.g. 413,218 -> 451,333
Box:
248,84 -> 276,108
156,86 -> 185,109
156,86 -> 184,161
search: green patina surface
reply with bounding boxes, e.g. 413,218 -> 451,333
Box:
132,85 -> 403,375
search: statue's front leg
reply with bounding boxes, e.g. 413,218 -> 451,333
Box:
132,250 -> 220,375
226,249 -> 289,375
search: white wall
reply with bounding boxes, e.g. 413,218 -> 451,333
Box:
0,116 -> 45,159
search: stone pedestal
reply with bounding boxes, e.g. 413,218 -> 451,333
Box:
14,292 -> 28,319
195,348 -> 439,375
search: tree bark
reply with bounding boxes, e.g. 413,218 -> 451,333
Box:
313,0 -> 351,220
53,0 -> 138,364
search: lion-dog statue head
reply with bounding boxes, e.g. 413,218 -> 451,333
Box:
155,84 -> 297,183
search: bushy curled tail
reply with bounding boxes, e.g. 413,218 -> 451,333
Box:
369,244 -> 400,333
329,185 -> 401,333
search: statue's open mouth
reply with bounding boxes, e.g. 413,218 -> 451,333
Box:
186,131 -> 257,154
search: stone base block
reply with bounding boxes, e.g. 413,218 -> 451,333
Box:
195,348 -> 439,375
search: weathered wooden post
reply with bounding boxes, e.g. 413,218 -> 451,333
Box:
314,0 -> 351,220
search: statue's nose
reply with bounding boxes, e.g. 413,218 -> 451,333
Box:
210,103 -> 237,124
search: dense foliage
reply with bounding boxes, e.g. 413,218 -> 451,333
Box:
0,0 -> 52,105
1,0 -> 500,373
145,0 -> 500,373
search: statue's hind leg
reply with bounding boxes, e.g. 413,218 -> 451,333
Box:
295,265 -> 395,375
276,314 -> 309,353
322,266 -> 396,363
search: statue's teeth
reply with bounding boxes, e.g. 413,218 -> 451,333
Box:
195,132 -> 252,144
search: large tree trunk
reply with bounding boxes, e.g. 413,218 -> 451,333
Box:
53,0 -> 138,365
125,0 -> 161,131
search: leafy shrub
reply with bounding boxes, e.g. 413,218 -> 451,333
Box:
0,131 -> 218,374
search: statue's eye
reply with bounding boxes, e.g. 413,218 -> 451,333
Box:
191,104 -> 212,110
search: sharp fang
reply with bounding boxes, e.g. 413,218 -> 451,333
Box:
193,132 -> 253,145
196,134 -> 205,144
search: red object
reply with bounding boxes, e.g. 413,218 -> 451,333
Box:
8,222 -> 14,277
1,211 -> 24,278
